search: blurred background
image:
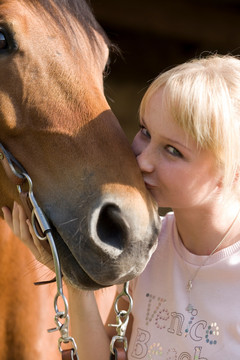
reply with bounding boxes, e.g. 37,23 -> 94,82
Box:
91,0 -> 240,142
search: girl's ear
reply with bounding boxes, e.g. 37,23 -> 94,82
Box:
216,164 -> 240,190
233,167 -> 240,184
215,165 -> 224,189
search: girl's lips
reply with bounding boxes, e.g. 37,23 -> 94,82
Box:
144,181 -> 156,189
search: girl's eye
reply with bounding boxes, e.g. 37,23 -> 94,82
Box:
140,125 -> 151,139
165,145 -> 183,158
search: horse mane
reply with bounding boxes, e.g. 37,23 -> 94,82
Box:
25,0 -> 110,50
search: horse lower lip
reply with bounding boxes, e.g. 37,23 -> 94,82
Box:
49,226 -> 106,289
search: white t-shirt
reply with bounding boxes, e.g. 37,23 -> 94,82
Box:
127,212 -> 240,359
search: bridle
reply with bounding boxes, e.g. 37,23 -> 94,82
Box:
0,142 -> 78,360
0,142 -> 132,360
0,142 -> 51,239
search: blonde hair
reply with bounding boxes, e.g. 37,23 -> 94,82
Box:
140,54 -> 240,194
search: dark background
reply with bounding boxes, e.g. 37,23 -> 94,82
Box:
91,0 -> 240,141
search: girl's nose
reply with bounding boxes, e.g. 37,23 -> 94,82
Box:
136,150 -> 154,173
132,132 -> 154,173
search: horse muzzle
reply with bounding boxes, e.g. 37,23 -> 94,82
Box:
53,186 -> 160,289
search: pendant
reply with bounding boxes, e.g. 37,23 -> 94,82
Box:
186,303 -> 194,312
186,280 -> 193,292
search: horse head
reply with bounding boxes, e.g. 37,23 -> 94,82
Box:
0,0 -> 160,290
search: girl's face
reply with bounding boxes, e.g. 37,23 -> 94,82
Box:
132,88 -> 222,210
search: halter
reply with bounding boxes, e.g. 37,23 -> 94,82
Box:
0,142 -> 132,360
0,142 -> 78,360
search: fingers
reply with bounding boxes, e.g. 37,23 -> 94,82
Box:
2,202 -> 22,236
29,221 -> 55,271
3,202 -> 36,247
12,201 -> 21,237
18,202 -> 28,236
2,202 -> 55,271
2,202 -> 29,240
2,206 -> 13,230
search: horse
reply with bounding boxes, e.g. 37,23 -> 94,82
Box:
0,0 -> 160,358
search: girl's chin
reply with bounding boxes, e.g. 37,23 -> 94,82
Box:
154,196 -> 172,210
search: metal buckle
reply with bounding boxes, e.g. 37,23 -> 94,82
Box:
109,282 -> 133,355
0,143 -> 79,360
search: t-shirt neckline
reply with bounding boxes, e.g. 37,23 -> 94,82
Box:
171,214 -> 240,267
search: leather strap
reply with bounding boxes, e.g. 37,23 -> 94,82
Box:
62,349 -> 78,360
110,348 -> 127,360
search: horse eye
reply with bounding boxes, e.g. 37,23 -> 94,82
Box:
0,32 -> 8,50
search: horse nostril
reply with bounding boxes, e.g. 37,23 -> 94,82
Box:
96,204 -> 128,251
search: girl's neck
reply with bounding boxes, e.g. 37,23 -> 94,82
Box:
173,198 -> 240,256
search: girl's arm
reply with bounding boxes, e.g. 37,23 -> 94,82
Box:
67,285 -> 118,359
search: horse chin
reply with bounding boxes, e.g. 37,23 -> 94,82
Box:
47,227 -> 106,290
47,223 -> 158,290
49,226 -> 138,291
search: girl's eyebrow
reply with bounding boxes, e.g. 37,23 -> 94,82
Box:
140,117 -> 147,127
162,135 -> 192,152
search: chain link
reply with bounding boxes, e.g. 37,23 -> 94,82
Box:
109,281 -> 133,355
1,143 -> 133,360
15,168 -> 79,359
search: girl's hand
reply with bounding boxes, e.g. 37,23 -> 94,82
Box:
2,202 -> 55,272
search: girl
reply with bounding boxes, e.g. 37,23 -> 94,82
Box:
3,53 -> 240,359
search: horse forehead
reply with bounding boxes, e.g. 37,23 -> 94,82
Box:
0,1 -> 110,136
1,1 -> 108,58
0,1 -> 24,20
0,1 -> 83,35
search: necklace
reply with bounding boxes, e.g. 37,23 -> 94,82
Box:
185,207 -> 240,313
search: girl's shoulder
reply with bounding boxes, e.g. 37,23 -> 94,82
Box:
159,210 -> 175,242
160,210 -> 174,225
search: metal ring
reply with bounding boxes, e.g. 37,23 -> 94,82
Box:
58,337 -> 78,356
54,292 -> 69,319
114,282 -> 133,316
110,335 -> 128,355
31,212 -> 47,241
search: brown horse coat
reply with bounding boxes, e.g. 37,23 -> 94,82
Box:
0,0 -> 160,358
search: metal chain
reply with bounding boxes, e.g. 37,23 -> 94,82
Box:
109,281 -> 133,356
0,143 -> 134,360
16,170 -> 79,359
